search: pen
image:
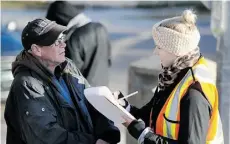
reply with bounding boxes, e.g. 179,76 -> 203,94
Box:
119,91 -> 138,100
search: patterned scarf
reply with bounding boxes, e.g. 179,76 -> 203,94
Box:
158,47 -> 201,91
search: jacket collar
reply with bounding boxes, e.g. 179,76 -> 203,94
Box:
67,13 -> 92,29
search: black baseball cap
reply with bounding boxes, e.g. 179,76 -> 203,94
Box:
21,18 -> 68,50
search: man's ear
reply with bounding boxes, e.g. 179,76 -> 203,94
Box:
31,44 -> 42,57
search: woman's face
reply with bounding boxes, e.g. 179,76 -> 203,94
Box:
154,46 -> 178,67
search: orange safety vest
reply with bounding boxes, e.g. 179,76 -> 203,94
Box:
153,57 -> 224,143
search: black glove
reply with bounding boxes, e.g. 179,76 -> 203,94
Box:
112,91 -> 129,109
127,119 -> 146,139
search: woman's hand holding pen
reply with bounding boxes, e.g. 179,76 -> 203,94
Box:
112,91 -> 140,127
112,91 -> 129,108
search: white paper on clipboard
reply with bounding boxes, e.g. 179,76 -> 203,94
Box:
84,86 -> 135,124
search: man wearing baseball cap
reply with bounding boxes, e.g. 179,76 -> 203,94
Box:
4,18 -> 120,144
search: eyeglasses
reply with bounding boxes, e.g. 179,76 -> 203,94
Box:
52,34 -> 66,46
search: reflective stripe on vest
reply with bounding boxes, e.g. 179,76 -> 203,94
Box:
155,57 -> 224,143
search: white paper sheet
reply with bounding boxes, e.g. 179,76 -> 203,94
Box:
84,86 -> 135,124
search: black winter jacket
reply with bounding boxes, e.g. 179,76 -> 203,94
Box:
4,51 -> 120,144
65,22 -> 111,87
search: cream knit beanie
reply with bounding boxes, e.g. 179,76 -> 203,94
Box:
152,10 -> 200,56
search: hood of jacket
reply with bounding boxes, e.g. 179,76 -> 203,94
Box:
12,50 -> 82,81
67,13 -> 92,29
12,50 -> 54,80
46,1 -> 81,26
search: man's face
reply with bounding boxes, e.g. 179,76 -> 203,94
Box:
40,34 -> 66,65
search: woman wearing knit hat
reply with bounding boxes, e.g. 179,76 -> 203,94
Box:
115,9 -> 224,144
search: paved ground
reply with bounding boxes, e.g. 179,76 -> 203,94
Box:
1,6 -> 216,144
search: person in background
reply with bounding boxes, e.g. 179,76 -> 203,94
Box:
46,1 -> 112,87
115,9 -> 224,144
4,18 -> 120,144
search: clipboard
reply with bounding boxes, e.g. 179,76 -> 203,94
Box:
84,86 -> 136,124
